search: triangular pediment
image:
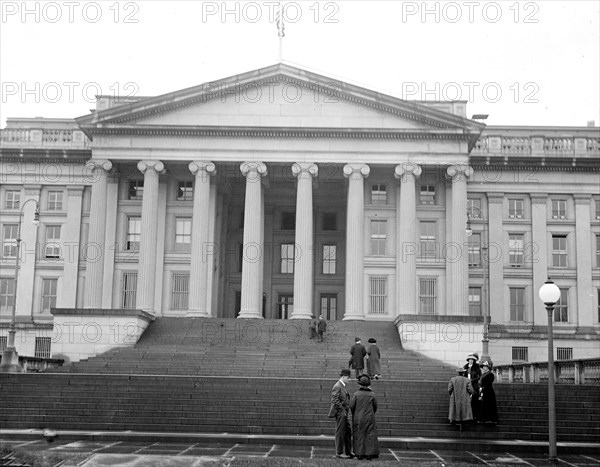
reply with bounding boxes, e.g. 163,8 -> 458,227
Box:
77,63 -> 483,137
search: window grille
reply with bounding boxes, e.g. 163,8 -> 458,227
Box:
35,337 -> 51,358
171,273 -> 190,310
556,347 -> 573,361
0,336 -> 7,352
419,277 -> 437,315
369,276 -> 387,314
512,346 -> 528,362
121,272 -> 138,309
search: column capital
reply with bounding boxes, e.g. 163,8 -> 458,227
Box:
137,160 -> 165,175
574,193 -> 592,205
85,159 -> 112,172
189,160 -> 216,176
343,163 -> 370,179
446,164 -> 473,182
23,184 -> 41,197
66,185 -> 85,196
394,162 -> 422,181
240,161 -> 267,179
292,162 -> 318,179
531,193 -> 548,204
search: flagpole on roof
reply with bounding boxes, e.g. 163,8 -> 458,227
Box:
276,2 -> 285,62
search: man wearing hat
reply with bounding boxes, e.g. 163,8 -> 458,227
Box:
448,367 -> 474,427
328,368 -> 354,459
350,337 -> 367,379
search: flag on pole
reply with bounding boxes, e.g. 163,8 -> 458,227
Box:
276,2 -> 285,38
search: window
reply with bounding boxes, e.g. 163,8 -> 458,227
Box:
596,235 -> 600,267
467,233 -> 481,266
177,181 -> 193,201
510,287 -> 525,322
552,200 -> 567,219
420,185 -> 436,205
171,273 -> 190,310
419,277 -> 437,315
128,180 -> 144,200
5,190 -> 20,209
554,288 -> 568,322
41,278 -> 57,313
467,198 -> 482,218
509,234 -> 524,265
370,220 -> 387,255
596,199 -> 600,220
557,347 -> 573,361
121,272 -> 138,309
2,224 -> 18,257
508,199 -> 524,219
44,225 -> 61,259
320,294 -> 337,320
420,221 -> 437,259
34,337 -> 51,358
468,287 -> 482,316
552,235 -> 567,267
281,244 -> 295,274
281,212 -> 295,230
0,278 -> 15,312
0,336 -> 6,352
126,217 -> 141,251
371,184 -> 387,204
322,213 -> 337,231
369,276 -> 387,314
278,294 -> 293,319
175,218 -> 192,251
323,244 -> 336,274
512,346 -> 528,362
47,191 -> 63,211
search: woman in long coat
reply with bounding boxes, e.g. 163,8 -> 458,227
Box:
478,360 -> 498,424
350,375 -> 379,460
463,353 -> 482,420
366,338 -> 381,380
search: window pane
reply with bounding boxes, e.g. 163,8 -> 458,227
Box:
281,244 -> 295,273
371,184 -> 387,204
323,245 -> 336,274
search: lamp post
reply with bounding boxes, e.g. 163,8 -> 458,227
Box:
538,279 -> 561,463
0,199 -> 39,373
466,205 -> 490,362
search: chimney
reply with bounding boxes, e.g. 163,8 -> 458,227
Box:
587,120 -> 596,127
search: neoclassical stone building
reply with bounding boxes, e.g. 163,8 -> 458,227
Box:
1,64 -> 599,365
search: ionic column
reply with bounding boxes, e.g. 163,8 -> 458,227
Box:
84,159 -> 112,308
574,194 -> 593,326
343,163 -> 370,320
239,162 -> 267,319
187,161 -> 216,317
292,163 -> 318,319
395,162 -> 422,315
136,160 -> 164,313
487,193 -> 504,324
60,186 -> 84,308
446,165 -> 472,315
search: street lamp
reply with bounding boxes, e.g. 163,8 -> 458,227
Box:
466,205 -> 490,362
538,279 -> 561,463
0,199 -> 40,373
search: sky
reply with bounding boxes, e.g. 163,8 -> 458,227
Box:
1,0 -> 599,128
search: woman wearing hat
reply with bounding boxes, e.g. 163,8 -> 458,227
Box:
350,374 -> 379,460
463,352 -> 482,420
478,360 -> 498,424
366,338 -> 381,380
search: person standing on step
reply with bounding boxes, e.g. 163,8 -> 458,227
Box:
350,374 -> 379,460
309,315 -> 317,340
317,315 -> 327,342
463,352 -> 482,421
478,360 -> 499,425
350,337 -> 367,379
328,368 -> 354,459
366,338 -> 381,380
448,368 -> 474,429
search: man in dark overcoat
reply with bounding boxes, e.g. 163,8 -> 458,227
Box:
328,368 -> 353,459
448,368 -> 474,427
317,315 -> 327,342
350,337 -> 367,379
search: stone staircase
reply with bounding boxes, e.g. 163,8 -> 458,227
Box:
1,318 -> 599,448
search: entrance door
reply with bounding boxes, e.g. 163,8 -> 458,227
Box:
277,294 -> 293,319
320,294 -> 338,320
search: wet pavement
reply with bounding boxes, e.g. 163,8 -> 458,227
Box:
2,438 -> 600,466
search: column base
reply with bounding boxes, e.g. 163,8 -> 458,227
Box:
237,310 -> 263,319
0,348 -> 24,373
186,309 -> 210,318
342,314 -> 366,321
290,311 -> 313,319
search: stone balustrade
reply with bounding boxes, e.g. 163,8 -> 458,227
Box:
473,133 -> 599,157
1,127 -> 90,149
494,358 -> 600,385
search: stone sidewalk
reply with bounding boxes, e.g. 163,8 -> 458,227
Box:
2,438 -> 600,467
